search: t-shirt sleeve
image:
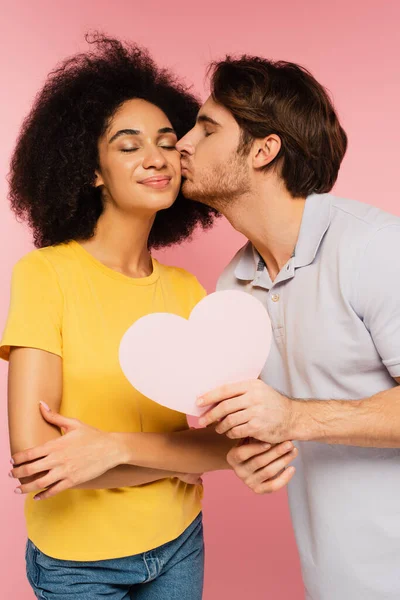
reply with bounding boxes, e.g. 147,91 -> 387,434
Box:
0,252 -> 63,361
191,277 -> 207,305
354,225 -> 400,378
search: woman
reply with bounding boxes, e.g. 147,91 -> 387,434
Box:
1,34 -> 297,599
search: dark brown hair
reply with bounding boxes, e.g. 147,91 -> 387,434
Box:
208,56 -> 347,197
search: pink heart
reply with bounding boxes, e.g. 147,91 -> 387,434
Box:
119,290 -> 272,417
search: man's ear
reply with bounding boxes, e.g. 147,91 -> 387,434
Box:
251,134 -> 282,169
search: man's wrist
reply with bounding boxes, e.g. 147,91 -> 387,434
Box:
288,398 -> 366,443
288,399 -> 325,442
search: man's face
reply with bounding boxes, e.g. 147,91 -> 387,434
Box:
176,96 -> 252,209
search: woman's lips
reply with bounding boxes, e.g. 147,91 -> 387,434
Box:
139,176 -> 172,189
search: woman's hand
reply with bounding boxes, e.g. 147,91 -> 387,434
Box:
175,472 -> 203,485
227,438 -> 297,494
9,402 -> 125,500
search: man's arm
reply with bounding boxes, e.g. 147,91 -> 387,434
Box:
197,378 -> 400,448
290,379 -> 400,446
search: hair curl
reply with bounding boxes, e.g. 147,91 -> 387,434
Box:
8,33 -> 218,248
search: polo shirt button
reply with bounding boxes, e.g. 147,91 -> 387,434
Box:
271,294 -> 280,302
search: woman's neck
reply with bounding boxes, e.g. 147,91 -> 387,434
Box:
79,205 -> 155,278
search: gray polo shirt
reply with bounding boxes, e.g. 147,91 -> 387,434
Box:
217,194 -> 400,600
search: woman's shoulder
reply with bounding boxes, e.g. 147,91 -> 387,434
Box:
156,261 -> 207,301
12,243 -> 77,286
156,261 -> 202,286
16,242 -> 74,265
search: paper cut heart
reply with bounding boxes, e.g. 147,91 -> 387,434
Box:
119,290 -> 272,417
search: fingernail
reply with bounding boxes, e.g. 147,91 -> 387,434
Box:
14,488 -> 22,494
8,471 -> 13,478
40,401 -> 51,411
34,496 -> 41,501
10,458 -> 14,465
263,443 -> 271,450
197,398 -> 204,406
284,442 -> 293,451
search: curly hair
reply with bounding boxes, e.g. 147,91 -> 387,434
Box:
8,34 -> 218,249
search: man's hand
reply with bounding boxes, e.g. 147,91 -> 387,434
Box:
227,439 -> 297,494
9,402 -> 125,500
198,380 -> 294,443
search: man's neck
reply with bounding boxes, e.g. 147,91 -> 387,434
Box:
222,184 -> 306,282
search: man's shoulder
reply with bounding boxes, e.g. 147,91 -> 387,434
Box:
326,197 -> 400,283
216,243 -> 251,291
330,196 -> 400,236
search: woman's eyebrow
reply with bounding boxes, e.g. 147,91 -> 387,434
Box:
158,127 -> 176,135
109,127 -> 176,144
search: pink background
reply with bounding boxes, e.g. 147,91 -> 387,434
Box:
1,1 -> 399,598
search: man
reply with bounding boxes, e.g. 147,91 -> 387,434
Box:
176,57 -> 400,600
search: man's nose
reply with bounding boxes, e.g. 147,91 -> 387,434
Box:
176,135 -> 194,155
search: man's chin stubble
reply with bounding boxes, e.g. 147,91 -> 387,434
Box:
181,181 -> 214,207
181,181 -> 243,211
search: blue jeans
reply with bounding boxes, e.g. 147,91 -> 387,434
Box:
26,512 -> 204,599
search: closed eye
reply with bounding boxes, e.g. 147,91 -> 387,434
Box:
120,146 -> 177,153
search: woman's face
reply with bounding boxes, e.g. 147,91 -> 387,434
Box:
95,99 -> 181,215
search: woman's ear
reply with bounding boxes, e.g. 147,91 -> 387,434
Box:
252,134 -> 282,169
93,170 -> 104,188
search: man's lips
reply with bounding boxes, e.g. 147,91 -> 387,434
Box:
138,176 -> 172,189
180,162 -> 191,173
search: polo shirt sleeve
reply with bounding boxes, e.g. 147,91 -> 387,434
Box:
353,225 -> 400,378
0,251 -> 63,361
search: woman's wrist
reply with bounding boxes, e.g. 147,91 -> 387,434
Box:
109,432 -> 136,466
110,431 -> 174,470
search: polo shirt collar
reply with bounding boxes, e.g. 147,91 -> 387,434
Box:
294,193 -> 332,268
234,243 -> 260,281
234,193 -> 332,282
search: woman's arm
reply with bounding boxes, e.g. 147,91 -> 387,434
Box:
8,347 -> 63,454
8,347 -> 179,490
75,465 -> 201,489
117,426 -> 234,473
10,403 -> 298,501
10,402 -> 235,499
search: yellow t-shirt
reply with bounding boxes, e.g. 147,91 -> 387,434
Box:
0,241 -> 205,561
